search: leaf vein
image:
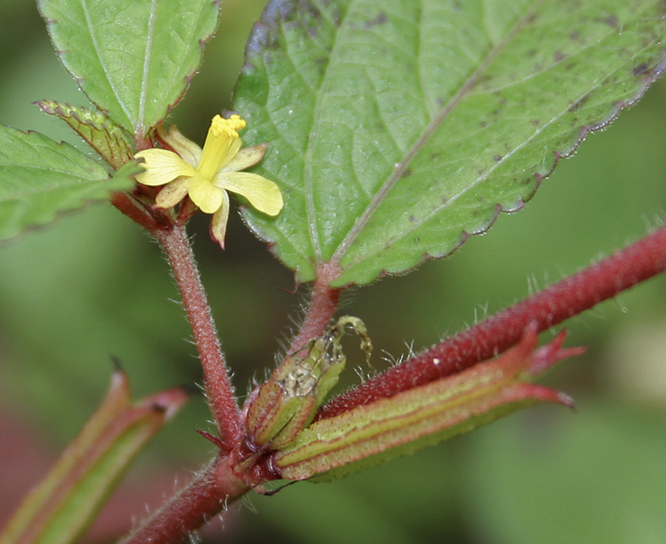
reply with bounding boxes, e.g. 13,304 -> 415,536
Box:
137,0 -> 159,135
329,0 -> 545,266
80,0 -> 133,128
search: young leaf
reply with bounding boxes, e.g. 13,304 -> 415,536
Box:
37,100 -> 134,169
38,0 -> 220,137
234,0 -> 666,286
0,370 -> 188,544
0,126 -> 137,241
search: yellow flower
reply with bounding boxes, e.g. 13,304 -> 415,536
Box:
134,114 -> 283,246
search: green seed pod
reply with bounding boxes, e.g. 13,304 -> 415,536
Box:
244,316 -> 372,451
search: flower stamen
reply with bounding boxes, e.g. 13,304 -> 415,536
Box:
134,115 -> 283,247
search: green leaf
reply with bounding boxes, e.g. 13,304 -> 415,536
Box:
234,0 -> 666,286
38,0 -> 220,136
0,125 -> 137,241
37,100 -> 134,169
0,370 -> 188,544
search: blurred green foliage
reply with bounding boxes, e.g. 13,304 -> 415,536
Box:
1,1 -> 666,543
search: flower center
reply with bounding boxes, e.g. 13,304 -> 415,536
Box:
197,115 -> 247,181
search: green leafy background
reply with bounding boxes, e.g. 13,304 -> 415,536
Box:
1,0 -> 666,543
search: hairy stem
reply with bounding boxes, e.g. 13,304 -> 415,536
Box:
289,270 -> 341,353
118,457 -> 248,544
154,225 -> 242,450
319,223 -> 666,419
110,192 -> 160,232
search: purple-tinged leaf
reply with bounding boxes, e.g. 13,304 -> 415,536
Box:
0,369 -> 188,544
235,0 -> 666,286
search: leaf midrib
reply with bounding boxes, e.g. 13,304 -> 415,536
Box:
331,1 -> 657,272
137,0 -> 159,136
81,0 -> 133,130
325,0 -> 545,269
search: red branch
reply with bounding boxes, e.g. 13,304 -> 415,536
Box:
118,457 -> 247,544
318,223 -> 666,419
154,225 -> 242,450
110,192 -> 159,232
287,263 -> 341,353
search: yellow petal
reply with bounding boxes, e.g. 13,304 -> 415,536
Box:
188,174 -> 224,214
218,137 -> 242,171
158,125 -> 201,167
155,177 -> 190,209
134,149 -> 195,186
221,143 -> 267,173
210,191 -> 230,248
215,172 -> 283,216
197,115 -> 246,180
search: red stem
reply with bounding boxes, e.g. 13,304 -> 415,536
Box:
117,226 -> 339,544
118,457 -> 247,544
154,225 -> 242,450
288,267 -> 341,353
318,223 -> 666,419
110,192 -> 160,231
